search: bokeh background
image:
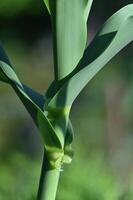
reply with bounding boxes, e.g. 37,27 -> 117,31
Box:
0,0 -> 133,199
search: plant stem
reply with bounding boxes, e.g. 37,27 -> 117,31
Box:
36,151 -> 61,200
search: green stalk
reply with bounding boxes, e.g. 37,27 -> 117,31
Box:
36,151 -> 61,200
37,3 -> 74,200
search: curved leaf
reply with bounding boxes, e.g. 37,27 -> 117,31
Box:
0,45 -> 63,150
43,0 -> 50,13
47,4 -> 133,110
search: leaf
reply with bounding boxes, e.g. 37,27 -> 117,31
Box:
22,84 -> 44,110
43,0 -> 50,13
85,0 -> 93,21
0,45 -> 63,150
43,1 -> 93,146
47,4 -> 133,110
50,0 -> 93,80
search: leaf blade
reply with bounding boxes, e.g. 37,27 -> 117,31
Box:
50,0 -> 93,80
0,46 -> 63,150
47,4 -> 133,110
43,0 -> 50,13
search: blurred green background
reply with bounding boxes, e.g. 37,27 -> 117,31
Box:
0,0 -> 133,199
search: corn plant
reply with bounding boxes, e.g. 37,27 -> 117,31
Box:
0,1 -> 133,200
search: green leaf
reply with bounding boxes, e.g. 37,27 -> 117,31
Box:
22,84 -> 44,110
44,0 -> 93,146
0,45 -> 63,151
47,4 -> 133,110
85,0 -> 93,21
43,0 -> 50,13
50,0 -> 93,80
